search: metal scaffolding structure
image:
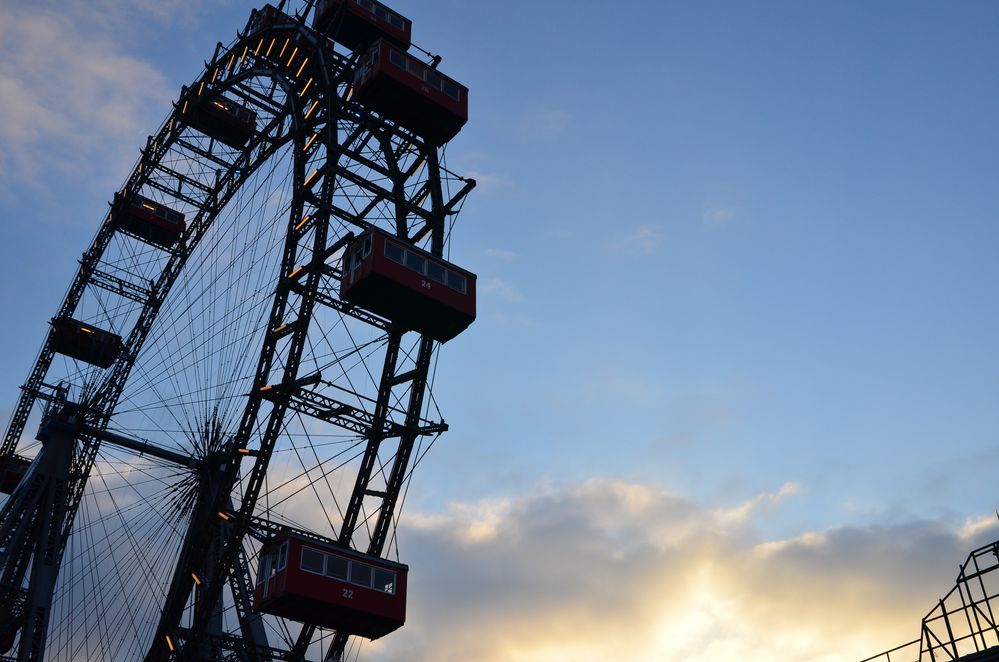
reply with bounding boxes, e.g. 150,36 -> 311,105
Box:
864,538 -> 999,662
0,1 -> 474,660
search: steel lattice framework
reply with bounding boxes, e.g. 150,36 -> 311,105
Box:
862,537 -> 999,662
0,2 -> 474,660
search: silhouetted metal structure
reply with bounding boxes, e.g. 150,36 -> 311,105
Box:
863,538 -> 999,662
0,1 -> 475,659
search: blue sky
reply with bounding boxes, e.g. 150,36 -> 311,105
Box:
2,1 -> 999,659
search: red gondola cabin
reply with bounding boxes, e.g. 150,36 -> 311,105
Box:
179,86 -> 257,148
341,228 -> 476,342
252,5 -> 337,74
353,40 -> 468,146
0,456 -> 31,494
254,533 -> 407,640
313,0 -> 411,52
112,192 -> 186,248
51,318 -> 123,369
251,3 -> 294,31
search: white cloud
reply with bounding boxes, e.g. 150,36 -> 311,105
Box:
703,204 -> 737,225
464,169 -> 514,193
454,151 -> 490,164
479,277 -> 523,303
518,107 -> 573,140
487,311 -> 535,328
581,370 -> 668,406
359,479 -> 998,662
958,512 -> 998,540
611,224 -> 664,255
119,0 -> 208,24
714,481 -> 802,525
0,5 -> 171,197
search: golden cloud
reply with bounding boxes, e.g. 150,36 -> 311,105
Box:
354,479 -> 999,662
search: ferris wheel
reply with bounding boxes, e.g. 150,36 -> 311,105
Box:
0,1 -> 476,660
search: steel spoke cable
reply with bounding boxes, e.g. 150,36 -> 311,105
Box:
116,128 -> 292,416
120,161 -> 293,433
283,423 -> 337,533
261,440 -> 368,512
297,410 -> 348,524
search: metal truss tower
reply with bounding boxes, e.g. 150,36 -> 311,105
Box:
863,538 -> 999,662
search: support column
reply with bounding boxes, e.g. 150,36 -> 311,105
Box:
0,406 -> 79,662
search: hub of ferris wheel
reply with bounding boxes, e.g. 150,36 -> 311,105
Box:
0,1 -> 475,660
